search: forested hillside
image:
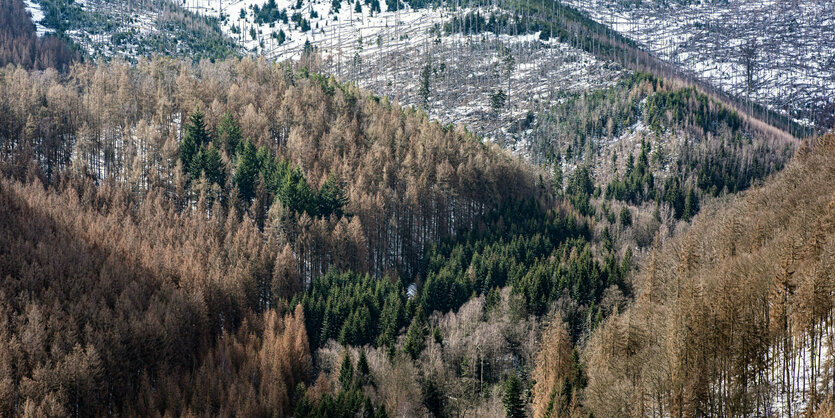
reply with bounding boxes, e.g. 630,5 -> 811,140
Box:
565,0 -> 835,133
20,0 -> 238,61
579,133 -> 835,417
0,57 -> 630,416
535,72 -> 795,242
0,40 -> 825,417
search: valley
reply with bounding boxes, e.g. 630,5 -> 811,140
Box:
0,0 -> 833,416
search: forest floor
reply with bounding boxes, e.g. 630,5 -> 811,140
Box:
769,327 -> 834,416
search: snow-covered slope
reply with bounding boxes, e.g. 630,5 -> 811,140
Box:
22,0 -> 55,37
19,0 -> 629,155
24,0 -> 237,60
185,0 -> 439,60
184,0 -> 625,150
563,0 -> 835,130
769,330 -> 833,416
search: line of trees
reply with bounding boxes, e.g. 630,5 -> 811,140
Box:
0,0 -> 78,71
0,53 -> 817,416
0,57 -> 541,283
582,134 -> 835,417
537,72 -> 793,229
0,56 -> 551,415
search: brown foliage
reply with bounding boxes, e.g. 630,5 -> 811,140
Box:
532,316 -> 574,418
0,0 -> 78,72
584,133 -> 835,416
0,56 -> 545,416
0,172 -> 312,416
0,57 -> 542,281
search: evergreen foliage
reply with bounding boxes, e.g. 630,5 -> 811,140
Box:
0,54 -> 806,418
295,271 -> 407,349
235,139 -> 260,202
216,111 -> 242,158
404,306 -> 428,360
502,374 -> 525,418
318,173 -> 349,218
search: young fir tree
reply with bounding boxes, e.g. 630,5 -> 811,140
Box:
619,206 -> 632,227
235,140 -> 260,203
180,108 -> 211,177
339,350 -> 354,390
356,349 -> 371,386
215,111 -> 242,158
202,144 -> 226,186
502,374 -> 525,418
318,173 -> 348,218
404,306 -> 428,360
490,89 -> 507,114
419,63 -> 431,108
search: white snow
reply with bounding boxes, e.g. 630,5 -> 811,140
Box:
766,327 -> 833,416
563,0 -> 835,130
184,1 -> 625,153
28,0 -> 629,155
22,0 -> 55,37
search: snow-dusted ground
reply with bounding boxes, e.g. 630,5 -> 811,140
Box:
185,0 -> 625,151
360,32 -> 623,153
23,0 -> 236,60
186,0 -> 445,60
765,326 -> 833,416
19,0 -> 627,154
22,0 -> 55,37
563,0 -> 835,129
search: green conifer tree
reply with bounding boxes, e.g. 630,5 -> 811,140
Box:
235,140 -> 259,203
502,374 -> 525,418
202,144 -> 226,186
404,306 -> 428,360
318,173 -> 348,218
683,187 -> 699,221
339,350 -> 355,390
215,111 -> 241,158
180,108 -> 210,177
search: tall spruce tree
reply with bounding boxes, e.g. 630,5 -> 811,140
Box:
318,173 -> 348,218
215,111 -> 242,158
356,349 -> 371,386
180,108 -> 210,177
683,187 -> 699,221
404,306 -> 428,360
188,147 -> 205,181
419,63 -> 431,108
339,350 -> 354,390
502,374 -> 525,418
281,165 -> 317,215
202,144 -> 226,186
235,140 -> 259,203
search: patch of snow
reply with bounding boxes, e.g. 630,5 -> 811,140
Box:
563,0 -> 835,130
187,1 -> 626,155
22,0 -> 55,37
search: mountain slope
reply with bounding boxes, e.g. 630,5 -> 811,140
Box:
2,1 -> 831,415
564,0 -> 835,135
25,0 -> 238,60
580,132 -> 835,416
0,0 -> 78,70
0,57 -> 566,415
